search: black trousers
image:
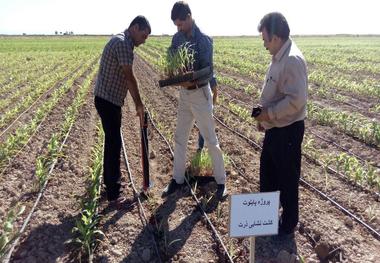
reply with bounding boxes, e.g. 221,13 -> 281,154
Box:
95,96 -> 122,201
260,120 -> 304,233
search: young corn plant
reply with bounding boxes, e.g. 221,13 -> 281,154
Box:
34,156 -> 48,190
215,203 -> 224,224
335,153 -> 379,187
162,230 -> 181,257
365,205 -> 377,223
145,195 -> 160,211
322,156 -> 334,191
190,150 -> 213,176
190,151 -> 230,177
70,208 -> 103,260
302,137 -> 319,161
0,65 -> 89,170
227,240 -> 238,260
370,104 -> 380,113
34,133 -> 61,190
68,125 -> 104,261
159,43 -> 195,77
298,254 -> 306,263
200,194 -> 214,210
33,68 -> 95,191
0,204 -> 25,260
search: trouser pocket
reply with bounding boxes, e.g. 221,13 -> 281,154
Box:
201,85 -> 212,102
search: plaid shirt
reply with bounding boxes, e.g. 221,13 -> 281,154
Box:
94,30 -> 134,106
170,22 -> 217,88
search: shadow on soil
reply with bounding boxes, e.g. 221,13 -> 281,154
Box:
118,179 -> 225,263
10,213 -> 79,262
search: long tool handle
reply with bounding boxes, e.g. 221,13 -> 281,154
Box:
141,112 -> 150,191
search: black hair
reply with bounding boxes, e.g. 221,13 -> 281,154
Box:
171,1 -> 191,21
129,15 -> 151,34
258,12 -> 290,40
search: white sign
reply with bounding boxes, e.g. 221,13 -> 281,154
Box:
229,191 -> 280,238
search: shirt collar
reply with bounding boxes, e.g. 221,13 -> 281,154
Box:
124,30 -> 135,50
273,37 -> 291,62
190,21 -> 198,40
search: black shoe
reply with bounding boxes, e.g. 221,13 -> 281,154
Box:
215,184 -> 227,200
162,179 -> 182,197
108,196 -> 127,210
273,228 -> 295,242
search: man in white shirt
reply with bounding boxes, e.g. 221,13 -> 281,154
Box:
254,12 -> 308,238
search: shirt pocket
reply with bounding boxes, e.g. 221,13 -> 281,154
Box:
261,76 -> 278,102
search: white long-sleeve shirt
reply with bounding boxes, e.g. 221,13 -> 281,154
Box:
259,38 -> 308,130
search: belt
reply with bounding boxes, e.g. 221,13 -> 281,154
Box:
186,82 -> 208,90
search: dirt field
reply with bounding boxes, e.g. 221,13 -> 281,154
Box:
0,36 -> 379,263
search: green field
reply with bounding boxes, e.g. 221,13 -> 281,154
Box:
0,35 -> 379,262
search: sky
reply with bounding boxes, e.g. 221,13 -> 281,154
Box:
0,0 -> 379,36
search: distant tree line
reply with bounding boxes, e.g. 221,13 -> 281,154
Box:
55,31 -> 74,35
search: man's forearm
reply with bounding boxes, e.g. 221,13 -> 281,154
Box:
211,85 -> 218,105
211,85 -> 217,93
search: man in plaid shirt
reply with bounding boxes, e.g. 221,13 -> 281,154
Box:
94,16 -> 150,206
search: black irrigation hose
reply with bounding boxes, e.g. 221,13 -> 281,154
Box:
213,114 -> 261,151
214,96 -> 380,199
144,106 -> 235,263
0,61 -> 99,177
308,129 -> 380,169
223,144 -> 323,248
89,137 -> 103,263
3,121 -> 75,263
120,130 -> 163,263
0,113 -> 46,177
0,59 -> 97,139
219,118 -> 380,244
302,152 -> 380,199
0,59 -> 98,138
213,114 -> 380,240
138,53 -> 380,240
219,79 -> 378,116
218,88 -> 253,108
300,178 -> 380,240
220,91 -> 379,165
144,95 -> 320,256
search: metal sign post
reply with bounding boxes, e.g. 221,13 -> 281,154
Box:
250,237 -> 256,263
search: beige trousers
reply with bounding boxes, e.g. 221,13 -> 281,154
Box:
173,83 -> 226,184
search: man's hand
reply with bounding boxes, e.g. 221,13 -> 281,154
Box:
254,107 -> 269,132
254,107 -> 270,122
212,87 -> 218,105
135,102 -> 144,117
136,103 -> 145,125
179,81 -> 194,88
257,122 -> 265,132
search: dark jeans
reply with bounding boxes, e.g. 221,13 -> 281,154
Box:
260,120 -> 305,233
94,96 -> 122,201
197,132 -> 204,150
